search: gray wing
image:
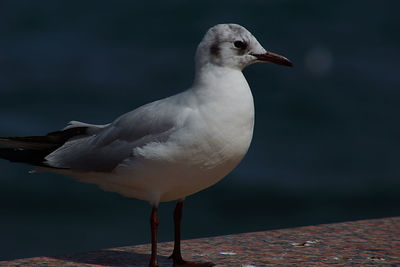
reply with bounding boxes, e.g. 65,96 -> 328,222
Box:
0,124 -> 103,168
45,96 -> 187,172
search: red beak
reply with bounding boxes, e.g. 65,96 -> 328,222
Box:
251,51 -> 293,67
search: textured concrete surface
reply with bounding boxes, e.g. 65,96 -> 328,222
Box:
1,216 -> 399,266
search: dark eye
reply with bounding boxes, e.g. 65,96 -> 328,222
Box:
234,40 -> 247,49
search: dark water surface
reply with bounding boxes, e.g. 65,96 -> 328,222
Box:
1,0 -> 399,260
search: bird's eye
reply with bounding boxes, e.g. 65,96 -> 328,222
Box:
234,40 -> 247,49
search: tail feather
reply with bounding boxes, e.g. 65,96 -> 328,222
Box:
0,127 -> 89,168
0,147 -> 54,167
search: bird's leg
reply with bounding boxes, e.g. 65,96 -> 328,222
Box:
170,199 -> 184,263
169,199 -> 215,267
149,205 -> 160,267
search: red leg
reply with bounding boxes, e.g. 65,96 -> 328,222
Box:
169,200 -> 215,267
149,205 -> 160,267
170,199 -> 184,263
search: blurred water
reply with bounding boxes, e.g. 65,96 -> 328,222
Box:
1,0 -> 399,260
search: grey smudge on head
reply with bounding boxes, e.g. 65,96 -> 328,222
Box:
210,43 -> 220,57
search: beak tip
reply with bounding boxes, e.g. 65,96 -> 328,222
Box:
252,52 -> 293,68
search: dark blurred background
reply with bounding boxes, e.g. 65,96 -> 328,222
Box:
1,0 -> 399,261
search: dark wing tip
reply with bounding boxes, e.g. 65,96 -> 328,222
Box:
0,127 -> 89,168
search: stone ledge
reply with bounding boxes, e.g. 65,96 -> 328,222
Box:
1,216 -> 399,266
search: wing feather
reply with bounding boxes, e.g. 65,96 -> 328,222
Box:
45,94 -> 190,172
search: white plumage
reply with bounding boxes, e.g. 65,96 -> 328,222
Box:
0,23 -> 292,267
35,23 -> 293,206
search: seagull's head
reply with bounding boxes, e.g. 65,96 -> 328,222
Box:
195,24 -> 293,70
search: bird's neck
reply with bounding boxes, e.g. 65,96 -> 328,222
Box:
189,62 -> 255,169
190,62 -> 254,127
192,63 -> 246,91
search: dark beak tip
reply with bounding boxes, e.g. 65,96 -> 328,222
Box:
253,52 -> 293,68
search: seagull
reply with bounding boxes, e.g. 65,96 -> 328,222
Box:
0,23 -> 292,267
